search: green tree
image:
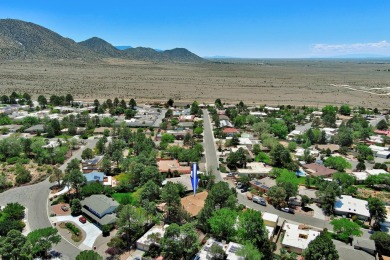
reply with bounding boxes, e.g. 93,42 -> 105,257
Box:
316,181 -> 341,214
267,186 -> 287,208
209,243 -> 226,260
330,218 -> 362,241
368,197 -> 387,229
339,104 -> 351,116
160,223 -> 199,260
371,232 -> 390,256
37,95 -> 47,107
356,161 -> 366,171
287,141 -> 297,151
117,205 -> 149,246
2,202 -> 25,220
237,209 -> 272,258
49,167 -> 64,187
236,243 -> 263,260
190,101 -> 200,115
76,250 -> 103,260
81,148 -> 94,160
270,144 -> 293,169
161,182 -> 185,223
27,227 -> 61,258
324,156 -> 351,172
71,199 -> 82,216
208,208 -> 237,241
63,169 -> 86,197
377,119 -> 388,130
128,98 -> 137,109
0,229 -> 30,259
303,231 -> 338,260
198,182 -> 237,232
141,180 -> 161,202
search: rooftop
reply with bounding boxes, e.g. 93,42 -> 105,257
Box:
81,194 -> 119,217
334,195 -> 370,218
157,159 -> 191,174
181,191 -> 208,217
282,222 -> 320,250
303,163 -> 337,177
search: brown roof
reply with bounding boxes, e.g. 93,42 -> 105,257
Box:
223,127 -> 239,134
303,163 -> 337,177
157,159 -> 191,174
316,144 -> 340,152
181,191 -> 208,217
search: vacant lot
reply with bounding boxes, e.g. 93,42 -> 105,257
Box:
0,59 -> 389,107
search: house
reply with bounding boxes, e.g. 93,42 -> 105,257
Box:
181,191 -> 208,217
157,159 -> 191,174
263,212 -> 279,239
281,222 -> 320,254
264,106 -> 280,112
334,195 -> 370,220
136,225 -> 168,251
223,127 -> 239,137
80,195 -> 119,226
249,177 -> 276,193
302,163 -> 337,178
366,135 -> 384,145
164,175 -> 193,191
93,127 -> 111,135
179,115 -> 195,122
220,119 -> 234,128
24,124 -> 45,134
84,171 -> 106,183
249,111 -> 267,117
195,238 -> 244,260
315,144 -> 340,153
295,148 -> 319,158
377,150 -> 390,159
237,162 -> 273,176
82,156 -> 103,173
352,169 -> 388,183
369,145 -> 389,157
374,129 -> 390,138
287,130 -> 302,140
0,124 -> 22,133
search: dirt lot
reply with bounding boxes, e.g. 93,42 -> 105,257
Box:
0,59 -> 389,107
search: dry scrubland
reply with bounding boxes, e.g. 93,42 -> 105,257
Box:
0,59 -> 389,107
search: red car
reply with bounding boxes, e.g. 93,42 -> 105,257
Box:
79,216 -> 86,224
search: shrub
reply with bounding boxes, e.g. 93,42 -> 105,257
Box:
6,157 -> 19,165
15,171 -> 32,184
65,222 -> 80,235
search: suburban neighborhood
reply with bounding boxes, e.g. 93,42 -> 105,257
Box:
0,93 -> 389,260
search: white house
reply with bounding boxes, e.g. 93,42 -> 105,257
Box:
281,222 -> 320,254
334,195 -> 370,220
263,212 -> 279,239
136,225 -> 168,251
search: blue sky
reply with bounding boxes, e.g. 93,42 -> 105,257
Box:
1,1 -> 390,58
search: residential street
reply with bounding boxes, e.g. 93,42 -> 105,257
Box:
202,109 -> 223,182
0,138 -> 98,260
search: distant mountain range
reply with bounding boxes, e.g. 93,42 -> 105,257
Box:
0,19 -> 205,63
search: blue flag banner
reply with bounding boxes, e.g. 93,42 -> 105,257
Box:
191,163 -> 199,196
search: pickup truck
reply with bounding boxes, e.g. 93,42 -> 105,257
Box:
253,196 -> 267,206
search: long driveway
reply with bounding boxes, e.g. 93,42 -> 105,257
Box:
0,138 -> 98,259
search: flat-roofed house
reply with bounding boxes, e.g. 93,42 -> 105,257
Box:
281,222 -> 320,254
334,195 -> 370,220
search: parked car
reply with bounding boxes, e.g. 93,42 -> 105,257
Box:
79,216 -> 87,224
253,196 -> 267,206
61,205 -> 69,212
227,172 -> 233,177
280,207 -> 295,214
240,186 -> 249,193
236,182 -> 242,189
246,192 -> 253,200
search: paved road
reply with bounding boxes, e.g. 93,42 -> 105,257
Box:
202,109 -> 223,182
0,138 -> 98,259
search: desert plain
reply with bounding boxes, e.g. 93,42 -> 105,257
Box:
0,58 -> 389,107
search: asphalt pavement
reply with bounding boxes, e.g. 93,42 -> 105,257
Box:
202,109 -> 223,182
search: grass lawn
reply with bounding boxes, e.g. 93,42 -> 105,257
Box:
112,189 -> 143,206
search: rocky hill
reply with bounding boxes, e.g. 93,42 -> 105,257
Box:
0,19 -> 99,60
0,19 -> 205,63
78,37 -> 123,58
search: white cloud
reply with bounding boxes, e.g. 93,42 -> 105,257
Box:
312,40 -> 390,55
